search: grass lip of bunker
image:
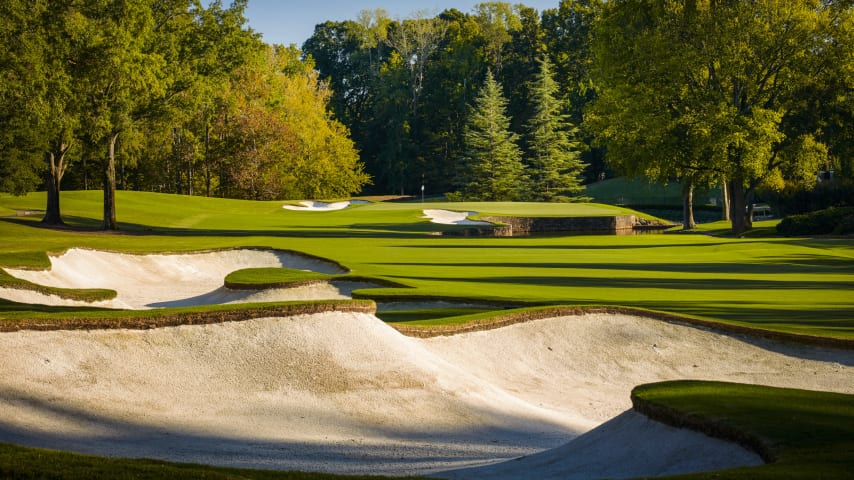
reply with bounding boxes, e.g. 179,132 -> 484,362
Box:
1,247 -> 348,309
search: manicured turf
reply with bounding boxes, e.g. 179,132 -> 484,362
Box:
632,381 -> 854,479
1,190 -> 853,479
225,267 -> 334,288
1,190 -> 852,340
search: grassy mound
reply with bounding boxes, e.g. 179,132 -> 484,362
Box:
0,268 -> 116,302
225,267 -> 335,289
632,381 -> 854,479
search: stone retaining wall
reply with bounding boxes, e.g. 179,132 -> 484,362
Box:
480,214 -> 637,236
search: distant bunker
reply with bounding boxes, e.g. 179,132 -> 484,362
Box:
446,214 -> 667,236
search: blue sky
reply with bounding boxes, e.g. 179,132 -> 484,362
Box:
242,0 -> 563,47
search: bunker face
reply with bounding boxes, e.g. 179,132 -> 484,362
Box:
2,248 -> 346,309
283,200 -> 370,211
422,209 -> 493,226
1,312 -> 852,478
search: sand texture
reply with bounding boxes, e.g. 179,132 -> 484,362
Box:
1,311 -> 851,477
2,248 -> 346,309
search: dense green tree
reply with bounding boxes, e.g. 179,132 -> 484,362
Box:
589,0 -> 847,234
456,70 -> 525,200
474,2 -> 521,74
223,46 -> 370,200
0,1 -> 47,197
525,57 -> 586,201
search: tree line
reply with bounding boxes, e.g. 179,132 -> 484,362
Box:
303,0 -> 852,234
2,1 -> 852,235
0,0 -> 368,229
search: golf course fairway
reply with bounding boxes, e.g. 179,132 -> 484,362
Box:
0,190 -> 852,479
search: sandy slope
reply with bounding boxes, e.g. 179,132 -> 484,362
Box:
283,200 -> 370,211
1,311 -> 851,477
422,209 -> 493,226
2,248 -> 346,309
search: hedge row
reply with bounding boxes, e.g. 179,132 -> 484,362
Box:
776,206 -> 854,236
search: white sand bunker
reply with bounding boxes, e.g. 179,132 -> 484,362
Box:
284,200 -> 369,211
2,248 -> 346,310
423,209 -> 493,226
1,312 -> 851,478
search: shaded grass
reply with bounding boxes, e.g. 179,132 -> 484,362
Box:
376,307 -> 498,323
631,381 -> 854,479
0,442 -> 418,480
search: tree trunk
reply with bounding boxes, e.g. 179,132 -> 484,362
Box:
728,178 -> 752,236
41,139 -> 71,226
681,181 -> 696,230
204,123 -> 212,197
103,132 -> 119,231
720,178 -> 730,221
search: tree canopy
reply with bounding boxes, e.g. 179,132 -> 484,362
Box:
2,0 -> 850,234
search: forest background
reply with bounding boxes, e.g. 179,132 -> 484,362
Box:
1,0 -> 852,234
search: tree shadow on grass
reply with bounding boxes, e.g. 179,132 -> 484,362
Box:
373,256 -> 854,276
0,216 -> 457,240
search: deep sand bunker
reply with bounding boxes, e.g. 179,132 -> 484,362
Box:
1,248 -> 348,309
1,311 -> 852,478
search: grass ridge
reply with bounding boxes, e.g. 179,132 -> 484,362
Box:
0,300 -> 376,332
389,304 -> 854,349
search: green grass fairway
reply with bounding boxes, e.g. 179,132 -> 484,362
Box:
0,190 -> 852,479
1,190 -> 852,340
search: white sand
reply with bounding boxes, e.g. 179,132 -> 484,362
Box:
284,200 -> 369,211
2,248 -> 346,309
1,312 -> 851,477
423,209 -> 493,226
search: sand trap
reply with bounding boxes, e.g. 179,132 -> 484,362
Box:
423,209 -> 493,226
1,312 -> 850,477
2,248 -> 346,309
284,200 -> 369,211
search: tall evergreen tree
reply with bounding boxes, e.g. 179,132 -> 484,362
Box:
456,70 -> 524,201
525,56 -> 586,201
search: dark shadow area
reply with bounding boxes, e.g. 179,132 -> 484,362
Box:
0,387 -> 578,476
373,256 -> 854,276
384,274 -> 854,292
395,241 -> 723,250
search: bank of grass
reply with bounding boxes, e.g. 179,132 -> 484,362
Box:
0,268 -> 116,302
225,267 -> 335,289
0,299 -> 375,332
631,380 -> 854,479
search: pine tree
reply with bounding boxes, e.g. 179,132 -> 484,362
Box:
525,56 -> 586,201
457,70 -> 524,201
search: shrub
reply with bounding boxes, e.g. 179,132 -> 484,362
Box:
761,180 -> 854,217
776,206 -> 854,236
